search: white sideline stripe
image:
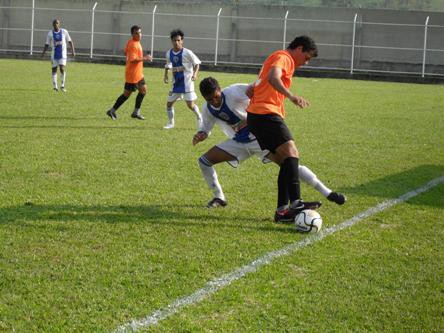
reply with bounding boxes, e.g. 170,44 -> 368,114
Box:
115,176 -> 444,332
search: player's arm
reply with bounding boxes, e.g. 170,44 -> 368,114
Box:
268,66 -> 309,108
164,53 -> 171,83
68,41 -> 75,57
192,105 -> 214,145
128,46 -> 152,64
191,64 -> 200,81
42,33 -> 50,57
41,44 -> 49,57
164,67 -> 169,83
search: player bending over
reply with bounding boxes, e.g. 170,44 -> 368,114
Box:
193,77 -> 346,212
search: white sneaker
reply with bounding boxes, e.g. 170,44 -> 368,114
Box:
163,122 -> 174,129
60,87 -> 66,93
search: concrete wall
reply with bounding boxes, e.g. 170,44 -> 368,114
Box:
1,0 -> 443,74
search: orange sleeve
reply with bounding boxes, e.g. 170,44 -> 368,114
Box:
269,55 -> 292,76
126,43 -> 138,63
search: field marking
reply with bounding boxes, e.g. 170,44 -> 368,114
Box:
115,176 -> 444,332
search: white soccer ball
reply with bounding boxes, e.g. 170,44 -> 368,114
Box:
294,209 -> 322,233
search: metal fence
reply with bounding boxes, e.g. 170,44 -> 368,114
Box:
1,1 -> 443,77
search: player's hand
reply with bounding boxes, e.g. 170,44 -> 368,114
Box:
245,84 -> 254,99
192,131 -> 207,145
290,95 -> 310,108
144,54 -> 152,62
191,74 -> 197,81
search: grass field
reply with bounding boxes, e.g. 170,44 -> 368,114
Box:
0,59 -> 443,332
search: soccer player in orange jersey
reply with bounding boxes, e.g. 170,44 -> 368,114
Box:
247,36 -> 342,223
106,25 -> 152,120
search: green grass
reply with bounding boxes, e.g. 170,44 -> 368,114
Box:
0,59 -> 443,332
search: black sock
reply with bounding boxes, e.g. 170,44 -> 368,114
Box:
282,157 -> 300,203
135,93 -> 145,109
277,165 -> 289,209
113,94 -> 128,110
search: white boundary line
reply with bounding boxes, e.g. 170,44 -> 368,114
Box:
115,176 -> 444,332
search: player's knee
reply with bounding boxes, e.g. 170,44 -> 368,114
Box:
198,155 -> 213,168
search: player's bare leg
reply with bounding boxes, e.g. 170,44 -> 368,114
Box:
186,100 -> 202,130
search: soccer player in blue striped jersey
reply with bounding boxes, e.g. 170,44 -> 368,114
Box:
42,19 -> 75,92
163,29 -> 202,129
193,77 -> 346,210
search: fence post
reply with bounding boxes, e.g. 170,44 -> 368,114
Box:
350,13 -> 358,74
90,2 -> 98,59
214,8 -> 222,66
282,10 -> 289,50
151,5 -> 157,57
30,0 -> 35,55
422,16 -> 430,78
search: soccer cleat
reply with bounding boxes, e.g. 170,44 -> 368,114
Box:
327,192 -> 346,205
131,112 -> 145,120
106,109 -> 117,120
207,197 -> 227,208
274,200 -> 322,223
274,209 -> 297,223
53,87 -> 58,92
163,122 -> 175,129
60,87 -> 66,93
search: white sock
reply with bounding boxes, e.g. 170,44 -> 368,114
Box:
198,156 -> 225,201
191,104 -> 202,120
61,71 -> 66,87
298,165 -> 332,198
52,72 -> 58,89
166,106 -> 174,124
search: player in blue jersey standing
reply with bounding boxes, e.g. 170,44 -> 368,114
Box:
193,77 -> 346,209
163,29 -> 202,129
42,19 -> 75,92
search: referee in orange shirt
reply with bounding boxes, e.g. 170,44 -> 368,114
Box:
247,36 -> 325,223
107,25 -> 152,120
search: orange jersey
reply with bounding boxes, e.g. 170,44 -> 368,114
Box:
247,50 -> 295,118
124,39 -> 144,83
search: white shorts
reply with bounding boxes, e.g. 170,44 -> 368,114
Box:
52,58 -> 67,67
216,139 -> 271,168
167,92 -> 197,103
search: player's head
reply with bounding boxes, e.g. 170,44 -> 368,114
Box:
200,77 -> 222,108
131,25 -> 142,41
52,19 -> 61,31
287,35 -> 318,67
170,29 -> 184,51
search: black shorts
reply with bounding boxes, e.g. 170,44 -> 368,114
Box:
247,112 -> 293,153
124,78 -> 146,92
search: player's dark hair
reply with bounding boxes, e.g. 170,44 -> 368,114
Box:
287,35 -> 318,57
131,25 -> 141,34
170,29 -> 184,40
199,77 -> 220,97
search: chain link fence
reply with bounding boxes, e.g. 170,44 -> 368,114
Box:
1,0 -> 443,77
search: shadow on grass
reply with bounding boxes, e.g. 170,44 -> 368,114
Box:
0,203 -> 292,234
338,164 -> 444,207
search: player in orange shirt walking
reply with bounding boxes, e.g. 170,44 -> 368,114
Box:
106,25 -> 152,120
247,35 -> 344,223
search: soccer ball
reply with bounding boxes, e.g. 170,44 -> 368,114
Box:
294,209 -> 322,233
